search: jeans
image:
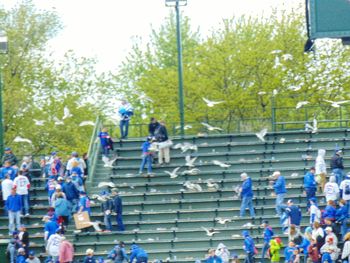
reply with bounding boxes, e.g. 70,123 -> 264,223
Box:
116,213 -> 125,231
240,196 -> 255,217
244,252 -> 254,263
305,187 -> 316,209
120,119 -> 129,138
8,211 -> 21,234
102,146 -> 109,156
276,193 -> 285,216
261,242 -> 270,259
136,257 -> 148,263
139,154 -> 152,174
104,213 -> 112,231
20,194 -> 29,215
333,168 -> 344,185
8,244 -> 16,263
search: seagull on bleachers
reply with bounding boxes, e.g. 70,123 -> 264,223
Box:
91,193 -> 110,202
290,172 -> 299,177
212,160 -> 231,168
296,101 -> 309,109
215,217 -> 232,225
62,106 -> 73,119
164,167 -> 182,179
279,137 -> 286,143
79,121 -> 95,127
185,155 -> 197,167
324,99 -> 350,108
13,136 -> 32,144
201,122 -> 223,132
201,226 -> 220,236
181,142 -> 198,153
242,222 -> 255,228
182,168 -> 201,175
98,181 -> 116,188
206,179 -> 219,191
184,181 -> 202,192
256,128 -> 268,142
202,98 -> 225,107
33,119 -> 45,126
102,155 -> 118,168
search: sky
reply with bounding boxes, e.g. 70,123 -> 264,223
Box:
3,0 -> 302,72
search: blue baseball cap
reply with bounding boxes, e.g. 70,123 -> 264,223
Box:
4,147 -> 11,151
29,251 -> 35,256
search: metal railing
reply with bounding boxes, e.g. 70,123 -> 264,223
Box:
86,116 -> 102,185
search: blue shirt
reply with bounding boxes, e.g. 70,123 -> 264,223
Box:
273,176 -> 287,194
241,178 -> 253,198
284,246 -> 297,262
243,236 -> 255,253
286,205 -> 302,225
99,131 -> 110,147
5,194 -> 22,212
79,196 -> 91,215
304,172 -> 317,189
0,166 -> 17,180
44,220 -> 59,239
263,226 -> 274,243
129,246 -> 148,262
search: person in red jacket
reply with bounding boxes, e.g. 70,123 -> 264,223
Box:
307,239 -> 320,263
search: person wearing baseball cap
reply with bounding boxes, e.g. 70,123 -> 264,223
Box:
2,147 -> 18,166
26,251 -> 40,263
330,147 -> 344,185
286,200 -> 302,227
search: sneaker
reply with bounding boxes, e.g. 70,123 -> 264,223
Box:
103,230 -> 111,233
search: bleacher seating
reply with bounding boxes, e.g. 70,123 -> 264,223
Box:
0,128 -> 349,262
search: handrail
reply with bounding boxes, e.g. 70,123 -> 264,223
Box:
86,116 -> 102,185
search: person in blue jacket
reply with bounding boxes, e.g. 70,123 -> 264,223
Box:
336,199 -> 349,239
42,215 -> 59,241
78,191 -> 91,216
129,244 -> 148,263
272,171 -> 287,216
139,136 -> 153,175
98,127 -> 111,156
205,248 -> 222,263
112,191 -> 125,231
304,167 -> 317,210
62,176 -> 80,213
239,172 -> 255,217
242,230 -> 255,263
107,241 -> 129,263
0,161 -> 17,180
284,241 -> 297,262
261,220 -> 274,259
296,235 -> 310,263
6,189 -> 22,235
286,200 -> 302,226
118,100 -> 133,139
322,200 -> 336,222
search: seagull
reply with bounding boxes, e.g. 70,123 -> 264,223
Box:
182,168 -> 201,176
202,98 -> 225,107
98,181 -> 116,188
13,136 -> 32,144
296,101 -> 309,109
79,121 -> 95,127
185,155 -> 197,167
102,155 -> 118,168
256,128 -> 268,142
282,54 -> 293,61
184,181 -> 202,192
53,117 -> 64,126
215,218 -> 232,224
175,124 -> 192,130
62,106 -> 72,119
212,160 -> 231,168
201,122 -> 223,132
206,179 -> 219,190
201,226 -> 220,236
290,173 -> 299,177
242,222 -> 255,228
33,119 -> 45,126
279,137 -> 286,143
271,50 -> 282,54
324,99 -> 350,108
172,143 -> 183,149
164,167 -> 182,179
305,117 -> 317,133
258,91 -> 267,95
181,142 -> 198,153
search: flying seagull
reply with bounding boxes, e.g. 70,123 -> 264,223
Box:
13,136 -> 32,144
185,155 -> 197,167
215,218 -> 232,225
324,99 -> 350,108
79,121 -> 95,127
256,128 -> 268,142
296,101 -> 309,109
212,160 -> 231,168
201,122 -> 223,132
102,155 -> 118,168
98,181 -> 116,188
164,167 -> 182,179
183,181 -> 202,192
62,106 -> 73,119
33,119 -> 45,126
201,226 -> 220,236
182,168 -> 201,176
202,98 -> 225,107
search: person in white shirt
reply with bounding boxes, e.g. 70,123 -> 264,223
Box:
324,176 -> 339,202
309,198 -> 321,225
315,149 -> 327,193
46,230 -> 63,263
66,152 -> 86,175
13,172 -> 30,216
1,173 -> 13,202
340,174 -> 350,206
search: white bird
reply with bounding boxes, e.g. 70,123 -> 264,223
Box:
202,98 -> 225,107
273,89 -> 278,97
79,121 -> 95,127
282,54 -> 293,61
185,155 -> 197,167
290,173 -> 299,177
289,85 -> 302,92
271,50 -> 282,54
164,167 -> 182,179
33,119 -> 45,126
89,221 -> 102,232
201,122 -> 223,132
13,136 -> 32,144
172,143 -> 183,149
258,91 -> 267,95
242,222 -> 255,228
98,181 -> 116,188
62,106 -> 72,119
279,137 -> 286,144
256,128 -> 268,142
53,117 -> 64,126
212,160 -> 231,168
175,124 -> 192,130
324,99 -> 350,108
201,226 -> 220,236
181,142 -> 198,153
102,155 -> 118,168
183,181 -> 202,192
206,179 -> 219,190
296,101 -> 309,109
182,168 -> 201,176
215,218 -> 232,224
305,117 -> 317,133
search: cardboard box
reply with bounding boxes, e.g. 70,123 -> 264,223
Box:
73,212 -> 91,229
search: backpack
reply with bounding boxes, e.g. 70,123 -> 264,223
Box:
345,183 -> 350,195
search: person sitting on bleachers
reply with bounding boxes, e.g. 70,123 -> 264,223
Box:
26,250 -> 41,263
288,225 -> 303,245
284,241 -> 297,263
324,226 -> 338,246
205,248 -> 222,263
311,222 -> 325,251
341,232 -> 350,262
320,237 -> 340,263
296,234 -> 310,262
322,200 -> 336,222
307,239 -> 320,263
16,247 -> 26,263
215,243 -> 229,263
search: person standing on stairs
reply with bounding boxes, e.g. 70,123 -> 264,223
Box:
118,100 -> 133,140
239,172 -> 255,218
330,149 -> 344,185
242,230 -> 256,263
139,136 -> 154,176
315,149 -> 327,193
155,120 -> 171,166
112,190 -> 125,231
272,171 -> 287,217
304,167 -> 317,210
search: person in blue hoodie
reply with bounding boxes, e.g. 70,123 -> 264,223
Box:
139,137 -> 153,175
129,244 -> 148,263
43,215 -> 59,241
272,171 -> 287,216
322,200 -> 337,222
6,189 -> 22,235
78,191 -> 91,216
0,161 -> 17,180
98,127 -> 111,156
304,167 -> 317,210
239,173 -> 255,217
336,199 -> 349,239
286,200 -> 302,226
62,176 -> 80,213
16,248 -> 26,263
54,193 -> 70,226
112,190 -> 125,231
242,230 -> 255,263
107,241 -> 128,263
261,220 -> 274,259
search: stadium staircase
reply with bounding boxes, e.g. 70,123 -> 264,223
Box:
1,128 -> 350,262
